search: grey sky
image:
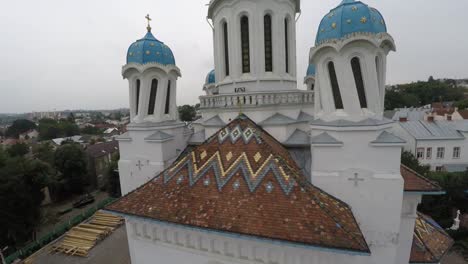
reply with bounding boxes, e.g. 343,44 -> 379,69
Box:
1,0 -> 467,113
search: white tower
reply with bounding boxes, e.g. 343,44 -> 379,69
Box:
117,16 -> 190,195
308,1 -> 408,264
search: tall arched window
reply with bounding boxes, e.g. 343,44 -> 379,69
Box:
351,57 -> 367,108
240,16 -> 250,73
375,56 -> 382,89
223,22 -> 230,76
328,62 -> 343,109
165,80 -> 171,114
135,79 -> 140,115
284,18 -> 290,73
148,79 -> 158,115
264,14 -> 273,72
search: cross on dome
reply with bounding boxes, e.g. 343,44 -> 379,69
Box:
145,14 -> 152,32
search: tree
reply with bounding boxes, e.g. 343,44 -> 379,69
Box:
401,150 -> 430,176
5,119 -> 36,138
38,118 -> 79,140
178,105 -> 197,122
7,143 -> 29,157
32,142 -> 55,165
455,99 -> 468,110
107,154 -> 121,198
0,158 -> 49,246
0,147 -> 8,167
80,126 -> 102,135
54,144 -> 88,194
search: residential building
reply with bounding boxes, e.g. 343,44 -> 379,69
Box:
86,140 -> 119,188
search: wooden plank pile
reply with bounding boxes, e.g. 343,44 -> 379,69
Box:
50,211 -> 123,257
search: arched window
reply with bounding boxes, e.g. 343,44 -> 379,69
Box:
328,62 -> 343,109
284,18 -> 290,73
351,57 -> 367,108
264,14 -> 273,72
135,79 -> 140,114
165,80 -> 171,114
240,16 -> 250,73
375,56 -> 382,88
148,79 -> 158,115
223,22 -> 230,76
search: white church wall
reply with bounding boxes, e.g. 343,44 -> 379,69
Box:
311,128 -> 404,264
396,193 -> 422,264
123,216 -> 375,264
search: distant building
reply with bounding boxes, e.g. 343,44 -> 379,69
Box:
393,120 -> 468,172
86,140 -> 119,188
18,129 -> 39,141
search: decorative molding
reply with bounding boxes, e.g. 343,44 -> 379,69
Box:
122,62 -> 181,78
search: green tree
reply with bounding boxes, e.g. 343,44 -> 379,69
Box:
401,150 -> 430,176
80,126 -> 102,135
0,147 -> 8,167
178,105 -> 197,122
38,118 -> 79,140
5,119 -> 36,138
107,154 -> 121,198
0,158 -> 49,246
32,142 -> 55,165
455,99 -> 468,110
54,144 -> 88,194
7,143 -> 29,157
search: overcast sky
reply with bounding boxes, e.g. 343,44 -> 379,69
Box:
1,0 -> 467,113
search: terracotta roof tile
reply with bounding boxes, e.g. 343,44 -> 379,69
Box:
410,213 -> 454,263
401,165 -> 443,193
106,115 -> 370,253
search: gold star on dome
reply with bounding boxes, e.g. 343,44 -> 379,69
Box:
351,6 -> 358,11
346,19 -> 352,24
129,52 -> 133,56
145,50 -> 150,55
150,43 -> 155,47
380,19 -> 385,25
328,11 -> 335,18
360,17 -> 367,23
331,22 -> 337,29
320,28 -> 325,33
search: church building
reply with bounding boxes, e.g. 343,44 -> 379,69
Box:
105,0 -> 454,263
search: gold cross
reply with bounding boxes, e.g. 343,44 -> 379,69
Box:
145,14 -> 152,32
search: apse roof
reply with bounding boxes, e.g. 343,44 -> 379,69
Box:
106,115 -> 370,254
401,165 -> 444,194
409,213 -> 454,263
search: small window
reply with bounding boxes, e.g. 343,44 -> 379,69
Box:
284,18 -> 290,73
435,166 -> 444,172
135,79 -> 141,114
351,57 -> 367,108
165,80 -> 171,114
426,147 -> 432,159
223,22 -> 230,76
436,147 -> 445,159
375,56 -> 382,88
453,147 -> 461,159
240,16 -> 250,73
416,148 -> 424,159
328,62 -> 344,109
148,79 -> 158,115
264,14 -> 273,72
447,115 -> 452,121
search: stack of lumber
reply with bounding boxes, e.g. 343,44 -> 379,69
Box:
50,211 -> 123,257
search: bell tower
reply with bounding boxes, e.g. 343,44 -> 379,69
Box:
117,16 -> 190,195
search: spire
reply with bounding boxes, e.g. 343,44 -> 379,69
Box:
145,14 -> 152,32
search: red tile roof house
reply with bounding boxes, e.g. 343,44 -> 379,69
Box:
106,117 -> 452,264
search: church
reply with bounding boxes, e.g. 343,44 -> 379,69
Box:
105,0 -> 454,263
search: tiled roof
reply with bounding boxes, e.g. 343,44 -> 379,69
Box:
458,110 -> 468,119
410,213 -> 454,263
401,165 -> 443,193
107,115 -> 370,254
86,141 -> 119,158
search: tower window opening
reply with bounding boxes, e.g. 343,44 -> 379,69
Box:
148,79 -> 158,115
264,14 -> 273,72
375,56 -> 382,89
240,16 -> 250,73
284,18 -> 290,73
328,62 -> 343,109
135,79 -> 140,115
223,22 -> 230,76
165,80 -> 171,114
351,57 -> 367,108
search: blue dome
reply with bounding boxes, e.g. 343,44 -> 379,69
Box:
306,64 -> 316,76
205,69 -> 215,84
127,31 -> 176,65
315,0 -> 387,45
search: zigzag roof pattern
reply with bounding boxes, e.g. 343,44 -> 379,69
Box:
106,114 -> 370,254
410,213 -> 453,263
